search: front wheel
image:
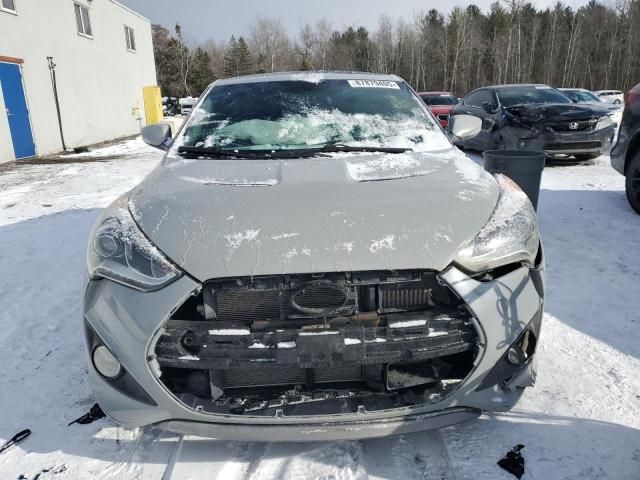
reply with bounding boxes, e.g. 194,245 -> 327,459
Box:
625,153 -> 640,214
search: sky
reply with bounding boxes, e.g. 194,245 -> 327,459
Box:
118,0 -> 592,43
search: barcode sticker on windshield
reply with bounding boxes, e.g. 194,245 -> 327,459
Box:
348,80 -> 400,89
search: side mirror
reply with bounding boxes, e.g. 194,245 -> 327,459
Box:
449,115 -> 482,142
141,123 -> 172,150
482,102 -> 498,113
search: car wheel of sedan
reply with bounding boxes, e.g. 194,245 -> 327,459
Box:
625,152 -> 640,214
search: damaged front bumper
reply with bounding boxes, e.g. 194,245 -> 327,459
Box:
83,260 -> 544,441
503,124 -> 615,157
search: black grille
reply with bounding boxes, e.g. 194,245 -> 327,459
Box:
215,289 -> 281,323
206,271 -> 456,324
292,283 -> 347,314
380,285 -> 432,311
544,141 -> 601,151
546,119 -> 597,132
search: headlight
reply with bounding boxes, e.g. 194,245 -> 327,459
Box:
454,174 -> 539,273
596,115 -> 613,130
87,196 -> 181,291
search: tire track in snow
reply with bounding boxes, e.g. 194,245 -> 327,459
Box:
361,431 -> 455,480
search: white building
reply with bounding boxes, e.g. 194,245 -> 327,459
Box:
0,0 -> 157,162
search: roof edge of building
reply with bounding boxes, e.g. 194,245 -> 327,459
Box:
106,0 -> 150,23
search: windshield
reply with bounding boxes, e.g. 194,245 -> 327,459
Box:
497,86 -> 573,107
563,90 -> 601,103
173,78 -> 449,154
420,94 -> 458,106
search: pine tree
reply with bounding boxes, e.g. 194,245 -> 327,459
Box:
223,35 -> 240,78
190,47 -> 215,95
236,37 -> 253,75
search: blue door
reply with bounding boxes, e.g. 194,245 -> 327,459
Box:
0,62 -> 36,159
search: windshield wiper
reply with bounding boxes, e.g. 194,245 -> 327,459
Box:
319,143 -> 412,154
177,146 -> 266,159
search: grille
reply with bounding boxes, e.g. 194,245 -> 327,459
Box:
208,272 -> 451,324
215,289 -> 281,323
380,285 -> 432,311
544,141 -> 601,151
292,283 -> 347,314
546,119 -> 597,132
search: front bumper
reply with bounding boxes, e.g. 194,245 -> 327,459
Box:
83,262 -> 544,441
508,126 -> 615,157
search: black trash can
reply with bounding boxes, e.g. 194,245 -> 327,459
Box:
483,150 -> 546,210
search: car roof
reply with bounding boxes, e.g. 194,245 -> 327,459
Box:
558,88 -> 590,92
490,83 -> 552,90
213,71 -> 404,87
418,91 -> 454,95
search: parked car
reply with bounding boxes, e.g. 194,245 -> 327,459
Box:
83,72 -> 544,441
594,89 -> 624,105
452,83 -> 616,160
418,91 -> 459,128
558,88 -> 616,110
611,82 -> 640,213
559,88 -> 621,126
179,96 -> 198,115
162,97 -> 180,116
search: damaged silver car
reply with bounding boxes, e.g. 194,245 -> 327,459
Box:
83,72 -> 544,441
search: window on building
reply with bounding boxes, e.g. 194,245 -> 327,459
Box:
125,26 -> 136,52
74,3 -> 92,37
1,0 -> 17,13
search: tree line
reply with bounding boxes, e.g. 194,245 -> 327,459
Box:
152,0 -> 640,99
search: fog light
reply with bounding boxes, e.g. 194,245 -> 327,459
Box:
507,345 -> 526,365
93,346 -> 122,379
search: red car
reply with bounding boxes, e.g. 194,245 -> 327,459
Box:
418,91 -> 460,128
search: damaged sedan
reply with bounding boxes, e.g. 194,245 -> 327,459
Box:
83,72 -> 544,441
452,83 -> 615,160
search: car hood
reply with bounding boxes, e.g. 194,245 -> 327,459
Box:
129,148 -> 499,281
504,102 -> 611,122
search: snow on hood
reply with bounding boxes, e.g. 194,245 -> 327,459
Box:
128,148 -> 499,281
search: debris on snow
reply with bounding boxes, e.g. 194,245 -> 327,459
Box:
497,444 -> 525,479
0,429 -> 31,455
68,404 -> 106,426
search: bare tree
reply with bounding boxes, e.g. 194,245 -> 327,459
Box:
249,16 -> 290,72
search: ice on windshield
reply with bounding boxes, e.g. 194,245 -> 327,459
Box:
197,108 -> 451,152
173,79 -> 451,154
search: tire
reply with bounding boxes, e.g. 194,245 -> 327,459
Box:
574,153 -> 600,161
625,152 -> 640,214
614,99 -> 621,105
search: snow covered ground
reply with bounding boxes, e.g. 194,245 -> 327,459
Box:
0,138 -> 638,479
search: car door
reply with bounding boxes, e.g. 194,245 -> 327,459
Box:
457,89 -> 496,150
